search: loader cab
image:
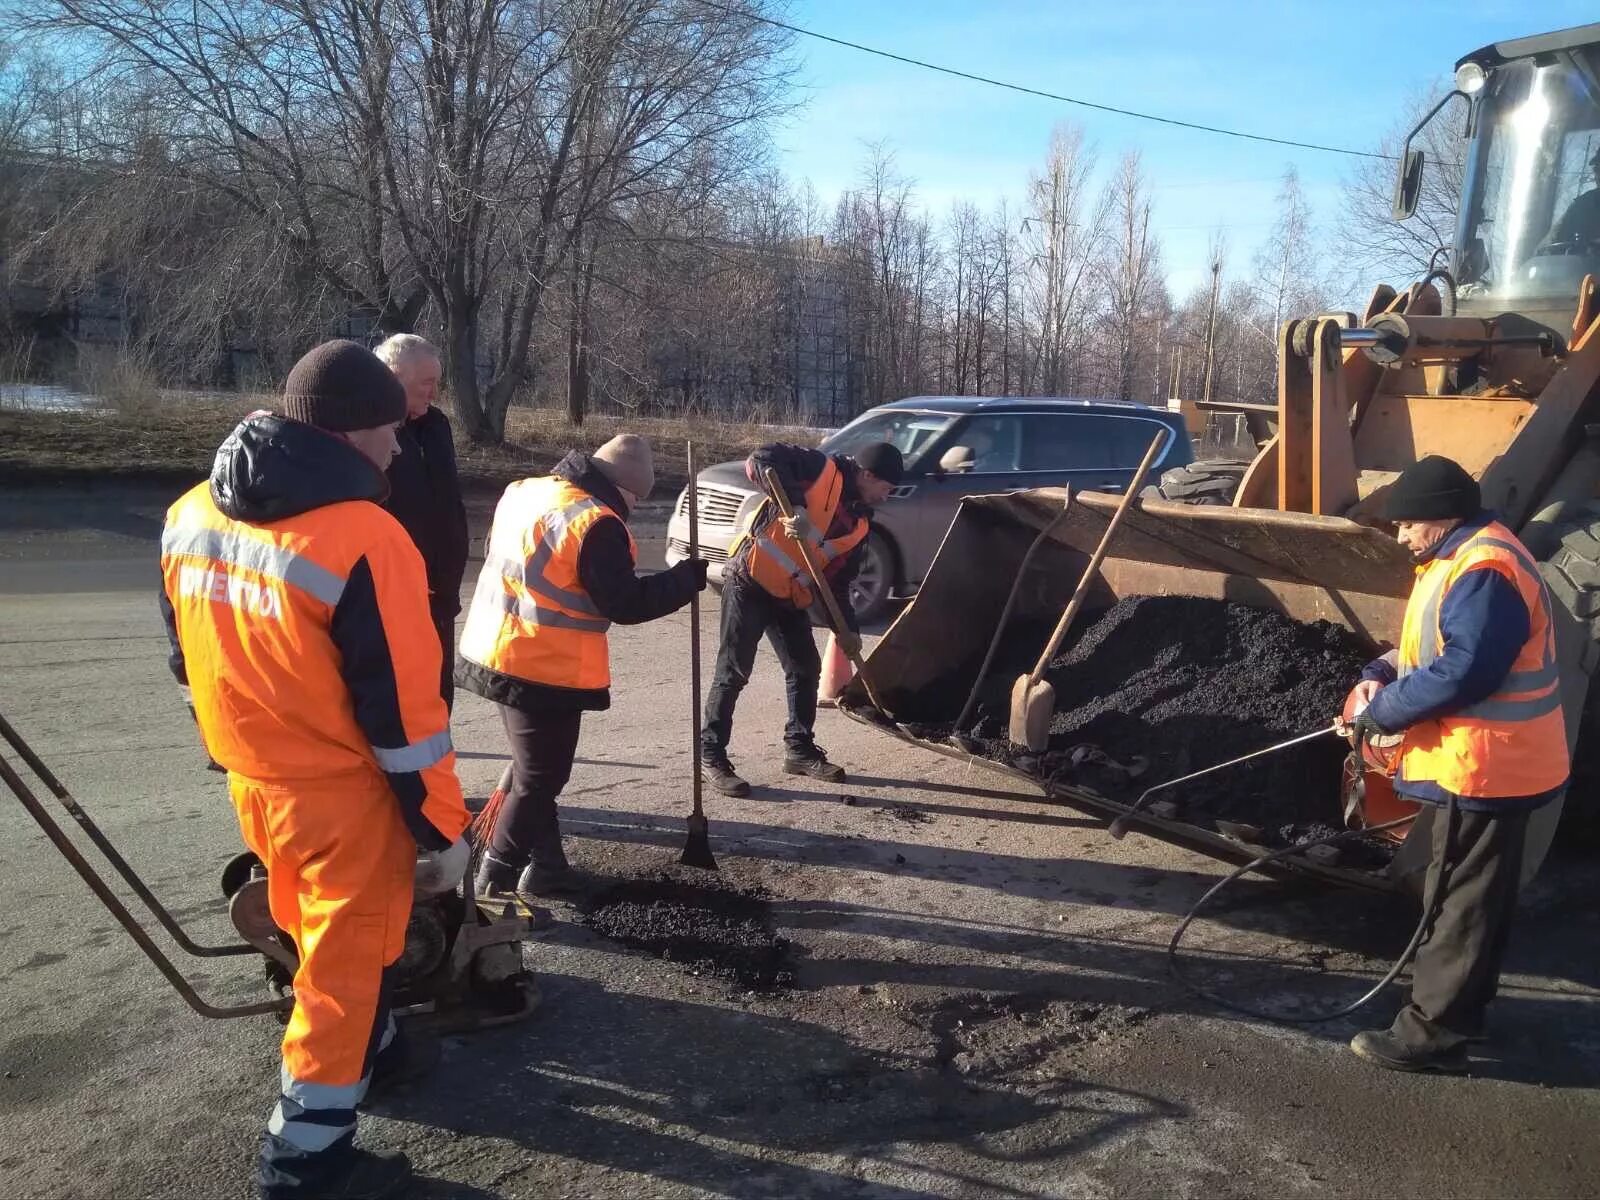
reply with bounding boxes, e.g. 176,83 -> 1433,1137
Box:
1449,25 -> 1600,335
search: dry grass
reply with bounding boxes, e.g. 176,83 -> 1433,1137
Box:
481,407 -> 819,489
0,398 -> 822,490
71,348 -> 168,414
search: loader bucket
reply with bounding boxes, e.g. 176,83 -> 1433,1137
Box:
841,488 -> 1417,890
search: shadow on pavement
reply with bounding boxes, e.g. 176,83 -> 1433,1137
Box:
387,974 -> 1187,1197
549,803 -> 1600,1081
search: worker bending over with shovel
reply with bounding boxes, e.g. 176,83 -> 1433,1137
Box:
699,440 -> 903,796
461,435 -> 706,899
1343,455 -> 1568,1074
159,340 -> 471,1199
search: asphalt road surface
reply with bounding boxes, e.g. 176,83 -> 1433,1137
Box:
3,480 -> 1600,1199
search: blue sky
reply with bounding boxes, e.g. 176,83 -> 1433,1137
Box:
771,2 -> 1597,300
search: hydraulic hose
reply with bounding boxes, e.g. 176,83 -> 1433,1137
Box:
1167,795 -> 1458,1023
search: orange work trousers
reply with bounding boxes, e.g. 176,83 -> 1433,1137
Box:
230,772 -> 415,1097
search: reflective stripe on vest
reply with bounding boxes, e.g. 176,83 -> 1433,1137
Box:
738,458 -> 869,607
1395,520 -> 1569,799
458,477 -> 633,689
161,525 -> 348,607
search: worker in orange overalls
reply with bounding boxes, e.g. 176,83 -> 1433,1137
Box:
1343,455 -> 1568,1074
699,441 -> 902,796
160,340 -> 470,1199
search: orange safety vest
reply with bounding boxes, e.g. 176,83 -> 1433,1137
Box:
459,476 -> 635,690
735,457 -> 869,608
1396,520 -> 1569,801
159,483 -> 464,833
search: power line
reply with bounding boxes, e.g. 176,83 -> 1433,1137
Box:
693,0 -> 1392,161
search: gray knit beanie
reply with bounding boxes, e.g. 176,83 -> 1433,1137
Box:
592,434 -> 655,500
280,340 -> 407,432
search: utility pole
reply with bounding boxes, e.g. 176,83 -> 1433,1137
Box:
1201,235 -> 1224,404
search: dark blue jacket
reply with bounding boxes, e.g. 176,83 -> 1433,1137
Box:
1363,511 -> 1560,812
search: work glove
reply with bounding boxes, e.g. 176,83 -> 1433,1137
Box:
1346,709 -> 1394,747
414,835 -> 470,898
685,558 -> 710,590
781,512 -> 815,542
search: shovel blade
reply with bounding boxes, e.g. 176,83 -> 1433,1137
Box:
679,812 -> 718,871
1008,675 -> 1055,753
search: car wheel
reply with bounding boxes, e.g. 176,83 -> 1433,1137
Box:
849,531 -> 895,624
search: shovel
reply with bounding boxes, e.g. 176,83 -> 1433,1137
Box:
758,466 -> 896,720
950,487 -> 1074,751
680,441 -> 717,871
1008,431 -> 1168,752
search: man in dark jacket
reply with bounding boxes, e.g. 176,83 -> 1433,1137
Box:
458,435 -> 706,898
375,334 -> 470,709
1341,456 -> 1568,1074
699,440 -> 902,797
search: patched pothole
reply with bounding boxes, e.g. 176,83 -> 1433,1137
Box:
579,874 -> 796,992
905,991 -> 1151,1081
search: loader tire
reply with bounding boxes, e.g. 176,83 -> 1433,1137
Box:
1147,459 -> 1249,506
1537,503 -> 1600,853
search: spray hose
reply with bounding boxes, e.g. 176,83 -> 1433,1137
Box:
1167,794 -> 1458,1023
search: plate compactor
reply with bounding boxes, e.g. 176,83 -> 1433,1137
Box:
0,710 -> 540,1032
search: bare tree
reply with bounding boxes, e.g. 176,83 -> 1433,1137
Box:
24,0 -> 792,440
1254,167 -> 1326,335
1099,151 -> 1162,402
1336,83 -> 1464,287
1022,123 -> 1103,394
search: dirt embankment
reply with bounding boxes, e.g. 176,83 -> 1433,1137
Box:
0,404 -> 806,492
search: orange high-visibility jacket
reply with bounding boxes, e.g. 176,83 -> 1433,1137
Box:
159,414 -> 468,850
459,475 -> 636,691
735,456 -> 868,608
1394,519 -> 1569,804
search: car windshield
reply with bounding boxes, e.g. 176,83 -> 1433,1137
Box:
1457,47 -> 1600,308
821,410 -> 957,466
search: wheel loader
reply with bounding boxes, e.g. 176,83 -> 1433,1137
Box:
842,20 -> 1600,890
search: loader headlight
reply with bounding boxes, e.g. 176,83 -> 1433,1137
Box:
1455,61 -> 1486,96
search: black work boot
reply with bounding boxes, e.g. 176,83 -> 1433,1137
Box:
1349,1028 -> 1468,1074
784,746 -> 847,783
518,861 -> 583,896
260,1147 -> 413,1200
319,1148 -> 413,1200
702,754 -> 751,797
474,853 -> 520,897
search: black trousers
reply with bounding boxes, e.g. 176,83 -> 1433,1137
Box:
433,612 -> 456,712
486,705 -> 583,870
1392,801 -> 1531,1051
701,573 -> 822,758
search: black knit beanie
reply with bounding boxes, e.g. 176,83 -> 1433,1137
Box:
279,340 -> 407,432
1384,455 -> 1481,522
855,441 -> 905,485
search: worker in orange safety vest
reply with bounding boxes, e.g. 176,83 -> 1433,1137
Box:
1341,454 -> 1568,1074
160,340 -> 470,1200
699,440 -> 903,796
459,434 -> 706,900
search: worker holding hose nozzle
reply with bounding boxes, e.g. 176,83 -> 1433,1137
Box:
1342,455 -> 1569,1074
159,340 -> 472,1199
699,440 -> 903,796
